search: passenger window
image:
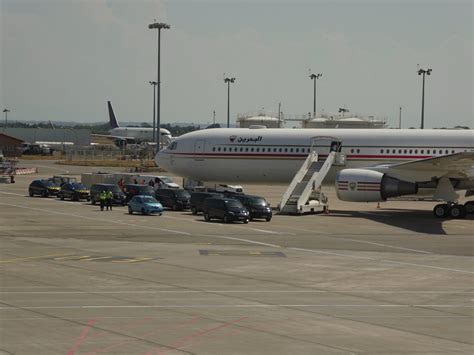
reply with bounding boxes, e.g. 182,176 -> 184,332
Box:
451,150 -> 455,154
421,150 -> 424,154
245,148 -> 249,152
212,147 -> 215,152
404,149 -> 407,154
398,149 -> 402,154
290,148 -> 293,153
273,148 -> 277,152
356,149 -> 360,153
415,150 -> 418,154
218,147 -> 221,152
409,150 -> 412,154
240,147 -> 243,152
439,150 -> 442,154
392,149 -> 396,154
261,148 -> 265,152
279,148 -> 282,152
380,149 -> 384,154
296,148 -> 299,153
250,148 -> 254,152
445,150 -> 448,154
351,149 -> 354,153
223,147 -> 226,152
284,148 -> 288,152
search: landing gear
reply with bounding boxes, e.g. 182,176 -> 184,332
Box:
433,202 -> 469,219
433,204 -> 449,218
464,201 -> 474,214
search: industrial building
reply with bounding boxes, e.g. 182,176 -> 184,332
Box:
2,128 -> 91,147
0,132 -> 24,157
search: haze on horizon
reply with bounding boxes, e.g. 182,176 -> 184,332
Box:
1,0 -> 472,129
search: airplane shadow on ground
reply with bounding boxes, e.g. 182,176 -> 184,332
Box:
324,208 -> 473,235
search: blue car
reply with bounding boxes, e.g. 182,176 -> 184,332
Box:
128,195 -> 164,215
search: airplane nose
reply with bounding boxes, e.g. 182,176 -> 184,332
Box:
155,149 -> 168,169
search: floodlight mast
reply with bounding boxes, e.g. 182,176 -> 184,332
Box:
309,73 -> 322,118
418,67 -> 432,129
148,21 -> 170,151
224,77 -> 236,128
3,109 -> 10,130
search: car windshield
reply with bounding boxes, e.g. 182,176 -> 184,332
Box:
159,177 -> 173,183
105,185 -> 121,192
248,197 -> 267,206
42,180 -> 55,187
72,183 -> 87,190
175,190 -> 190,198
225,200 -> 244,208
138,186 -> 155,194
142,197 -> 158,203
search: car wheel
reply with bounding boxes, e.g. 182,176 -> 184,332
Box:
265,216 -> 272,222
204,212 -> 210,221
29,190 -> 34,197
42,190 -> 48,197
91,197 -> 96,205
128,206 -> 133,214
244,219 -> 249,224
223,215 -> 230,223
172,203 -> 178,211
60,194 -> 64,200
191,207 -> 197,215
141,207 -> 147,215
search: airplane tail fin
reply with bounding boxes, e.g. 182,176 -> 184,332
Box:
107,101 -> 119,129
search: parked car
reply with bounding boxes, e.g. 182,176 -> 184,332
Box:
90,184 -> 127,206
58,183 -> 90,201
189,192 -> 224,215
28,179 -> 61,197
203,197 -> 250,223
155,188 -> 191,210
128,195 -> 164,215
123,184 -> 156,202
232,194 -> 272,221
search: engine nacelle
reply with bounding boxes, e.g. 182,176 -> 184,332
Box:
336,169 -> 418,202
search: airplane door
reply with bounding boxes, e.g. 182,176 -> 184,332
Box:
194,140 -> 206,157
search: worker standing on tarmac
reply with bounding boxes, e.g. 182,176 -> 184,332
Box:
99,190 -> 107,211
106,190 -> 113,211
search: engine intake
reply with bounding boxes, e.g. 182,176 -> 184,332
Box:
336,169 -> 418,202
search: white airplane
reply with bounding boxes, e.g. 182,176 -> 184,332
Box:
93,101 -> 172,146
155,127 -> 474,218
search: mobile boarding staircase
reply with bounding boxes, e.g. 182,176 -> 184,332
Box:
278,138 -> 345,215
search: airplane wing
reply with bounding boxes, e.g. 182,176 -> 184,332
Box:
378,152 -> 474,182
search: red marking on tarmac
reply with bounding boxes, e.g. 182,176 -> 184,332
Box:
153,316 -> 248,355
67,319 -> 97,355
90,315 -> 202,354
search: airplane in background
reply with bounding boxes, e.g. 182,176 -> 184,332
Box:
92,101 -> 172,147
155,127 -> 474,219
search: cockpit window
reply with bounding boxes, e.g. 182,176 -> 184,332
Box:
168,142 -> 177,150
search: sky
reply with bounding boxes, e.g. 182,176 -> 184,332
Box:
0,0 -> 472,129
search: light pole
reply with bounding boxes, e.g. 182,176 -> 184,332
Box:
309,73 -> 322,118
148,21 -> 170,151
224,77 -> 235,128
418,67 -> 432,129
338,107 -> 349,117
149,81 -> 157,144
3,109 -> 10,130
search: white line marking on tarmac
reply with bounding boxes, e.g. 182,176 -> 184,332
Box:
197,234 -> 281,248
0,304 -> 472,310
1,290 -> 472,294
0,202 -> 191,236
290,247 -> 474,274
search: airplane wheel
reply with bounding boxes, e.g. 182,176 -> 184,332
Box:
128,206 -> 133,214
204,212 -> 210,221
433,204 -> 448,218
449,204 -> 466,219
464,201 -> 474,214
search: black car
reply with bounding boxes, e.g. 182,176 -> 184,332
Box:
123,184 -> 156,202
203,197 -> 250,223
232,194 -> 272,221
155,188 -> 191,210
189,192 -> 224,215
58,183 -> 90,201
90,184 -> 127,206
28,179 -> 61,197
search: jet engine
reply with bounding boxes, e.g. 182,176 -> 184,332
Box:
335,169 -> 418,202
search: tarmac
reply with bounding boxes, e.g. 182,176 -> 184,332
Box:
0,160 -> 473,354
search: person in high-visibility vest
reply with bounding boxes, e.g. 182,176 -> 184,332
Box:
99,191 -> 107,211
106,190 -> 113,211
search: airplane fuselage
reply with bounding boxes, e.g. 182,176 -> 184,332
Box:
155,128 -> 474,184
110,127 -> 171,142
